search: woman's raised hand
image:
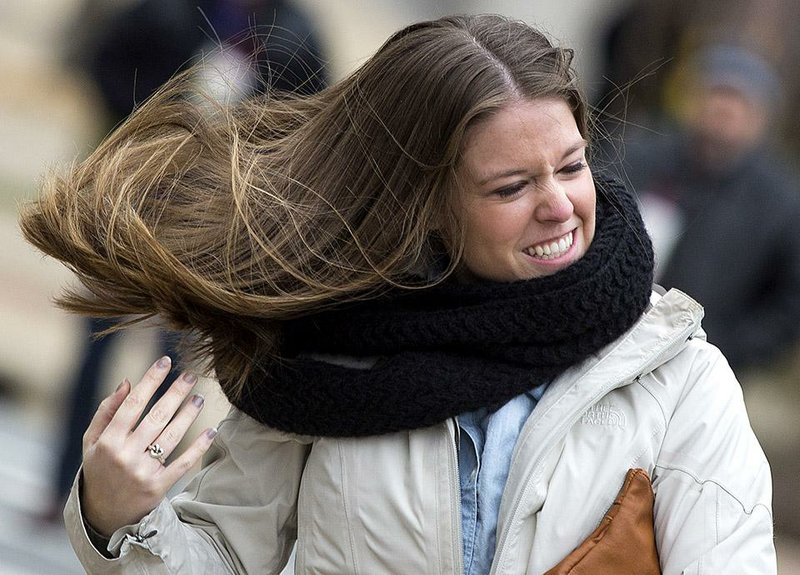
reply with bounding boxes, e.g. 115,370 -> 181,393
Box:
80,356 -> 218,537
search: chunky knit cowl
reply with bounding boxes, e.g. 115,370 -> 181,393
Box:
233,176 -> 655,436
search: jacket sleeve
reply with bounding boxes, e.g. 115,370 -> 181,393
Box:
64,408 -> 312,574
652,341 -> 777,575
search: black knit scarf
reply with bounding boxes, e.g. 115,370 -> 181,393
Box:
233,176 -> 654,437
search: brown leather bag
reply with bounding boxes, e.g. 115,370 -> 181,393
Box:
544,468 -> 661,574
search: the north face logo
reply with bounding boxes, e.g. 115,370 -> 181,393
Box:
581,403 -> 626,429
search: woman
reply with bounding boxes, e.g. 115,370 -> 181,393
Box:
20,14 -> 775,574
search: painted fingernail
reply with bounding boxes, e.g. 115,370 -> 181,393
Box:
184,373 -> 198,385
205,427 -> 218,440
191,394 -> 205,408
156,356 -> 171,369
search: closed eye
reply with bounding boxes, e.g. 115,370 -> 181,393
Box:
493,182 -> 527,198
561,160 -> 587,175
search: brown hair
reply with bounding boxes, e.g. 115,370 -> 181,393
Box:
20,14 -> 586,400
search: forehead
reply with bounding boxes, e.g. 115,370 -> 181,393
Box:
459,98 -> 582,171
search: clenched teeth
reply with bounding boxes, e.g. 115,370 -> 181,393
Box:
525,231 -> 573,259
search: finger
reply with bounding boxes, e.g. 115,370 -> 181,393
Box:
83,378 -> 130,450
146,394 -> 205,465
131,372 -> 199,449
159,427 -> 218,487
153,393 -> 205,461
106,356 -> 173,438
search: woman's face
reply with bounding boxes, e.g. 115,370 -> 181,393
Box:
455,97 -> 596,282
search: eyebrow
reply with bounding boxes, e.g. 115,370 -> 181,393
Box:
475,139 -> 589,186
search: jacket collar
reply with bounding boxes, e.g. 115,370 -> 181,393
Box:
526,287 -> 704,434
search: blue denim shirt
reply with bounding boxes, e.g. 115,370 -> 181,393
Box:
457,385 -> 547,575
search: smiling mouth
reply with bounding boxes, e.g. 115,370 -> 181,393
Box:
524,231 -> 574,260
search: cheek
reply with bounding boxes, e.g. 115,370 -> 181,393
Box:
584,196 -> 597,239
575,180 -> 597,242
466,205 -> 528,249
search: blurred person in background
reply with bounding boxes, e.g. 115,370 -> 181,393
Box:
595,0 -> 800,159
71,0 -> 327,124
42,0 -> 327,524
621,44 -> 800,374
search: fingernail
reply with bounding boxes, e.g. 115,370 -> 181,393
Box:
184,373 -> 198,385
116,379 -> 129,393
156,356 -> 171,369
191,394 -> 205,408
205,427 -> 218,440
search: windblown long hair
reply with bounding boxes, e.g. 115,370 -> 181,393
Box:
20,14 -> 587,401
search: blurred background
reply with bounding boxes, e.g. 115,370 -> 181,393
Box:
0,0 -> 798,573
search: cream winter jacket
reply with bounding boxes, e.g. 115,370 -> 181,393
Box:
64,289 -> 777,574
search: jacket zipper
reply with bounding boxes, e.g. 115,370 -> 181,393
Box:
447,418 -> 465,574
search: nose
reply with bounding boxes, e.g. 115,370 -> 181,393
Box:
534,180 -> 574,222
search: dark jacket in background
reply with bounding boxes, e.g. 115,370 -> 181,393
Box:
625,128 -> 800,371
81,0 -> 327,123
